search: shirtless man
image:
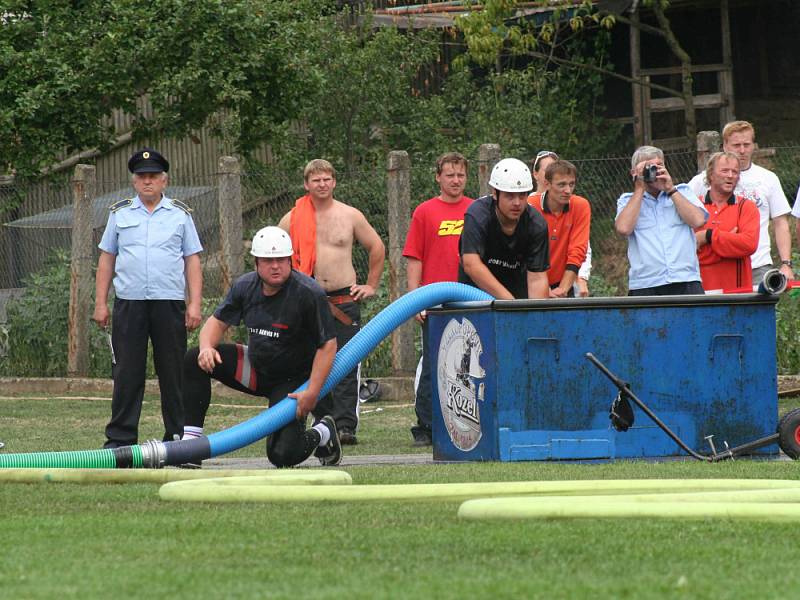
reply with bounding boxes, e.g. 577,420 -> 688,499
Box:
279,159 -> 385,444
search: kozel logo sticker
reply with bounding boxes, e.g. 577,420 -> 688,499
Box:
437,317 -> 486,451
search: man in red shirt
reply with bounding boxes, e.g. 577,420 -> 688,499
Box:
694,151 -> 760,292
528,160 -> 591,297
403,152 -> 472,446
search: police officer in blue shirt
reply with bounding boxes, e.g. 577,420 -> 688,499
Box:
93,148 -> 204,448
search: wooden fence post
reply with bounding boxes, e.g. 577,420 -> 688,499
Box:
478,143 -> 500,197
218,156 -> 244,292
68,164 -> 96,376
387,150 -> 416,374
696,131 -> 720,172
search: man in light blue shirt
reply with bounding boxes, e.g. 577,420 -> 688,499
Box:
93,148 -> 203,448
615,145 -> 708,295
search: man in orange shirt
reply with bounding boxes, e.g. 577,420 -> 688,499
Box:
694,151 -> 760,291
528,159 -> 591,297
532,150 -> 592,296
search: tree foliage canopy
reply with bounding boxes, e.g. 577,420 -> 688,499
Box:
0,0 -> 327,177
269,15 -> 442,175
0,1 -> 629,180
455,0 -> 617,68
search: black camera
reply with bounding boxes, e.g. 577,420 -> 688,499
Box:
642,164 -> 658,183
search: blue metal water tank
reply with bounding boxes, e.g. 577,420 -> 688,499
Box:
427,294 -> 779,461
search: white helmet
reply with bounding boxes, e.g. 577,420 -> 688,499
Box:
251,226 -> 293,258
489,158 -> 533,193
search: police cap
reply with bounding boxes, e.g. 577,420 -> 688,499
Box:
128,148 -> 170,174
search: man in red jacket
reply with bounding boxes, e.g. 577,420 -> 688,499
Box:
694,151 -> 760,292
528,159 -> 591,297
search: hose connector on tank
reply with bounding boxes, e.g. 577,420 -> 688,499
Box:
139,439 -> 167,469
757,268 -> 788,295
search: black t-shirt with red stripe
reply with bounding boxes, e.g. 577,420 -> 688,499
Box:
214,270 -> 336,385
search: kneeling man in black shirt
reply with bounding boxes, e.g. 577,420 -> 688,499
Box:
459,158 -> 550,299
181,226 -> 341,467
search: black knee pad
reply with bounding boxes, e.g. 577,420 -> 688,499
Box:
265,447 -> 293,469
265,441 -> 303,468
266,429 -> 318,468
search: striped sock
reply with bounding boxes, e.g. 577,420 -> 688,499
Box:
182,426 -> 204,440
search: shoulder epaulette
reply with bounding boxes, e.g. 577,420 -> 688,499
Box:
109,198 -> 133,213
170,198 -> 193,214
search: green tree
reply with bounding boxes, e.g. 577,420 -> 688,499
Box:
296,16 -> 441,175
393,31 -> 622,164
0,0 -> 328,178
455,0 -> 698,146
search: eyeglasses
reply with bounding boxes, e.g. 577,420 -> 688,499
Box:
532,150 -> 559,173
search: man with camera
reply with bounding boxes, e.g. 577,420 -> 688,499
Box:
615,146 -> 708,296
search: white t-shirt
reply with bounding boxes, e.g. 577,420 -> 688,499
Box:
792,186 -> 800,218
688,163 -> 790,268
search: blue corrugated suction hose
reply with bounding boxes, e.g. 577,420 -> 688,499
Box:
0,282 -> 492,469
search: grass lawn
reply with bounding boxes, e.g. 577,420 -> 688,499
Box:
2,391 -> 800,599
0,390 -> 427,456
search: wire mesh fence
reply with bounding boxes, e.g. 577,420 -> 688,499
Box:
2,144 -> 800,375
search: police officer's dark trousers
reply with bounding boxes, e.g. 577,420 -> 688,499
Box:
104,299 -> 186,447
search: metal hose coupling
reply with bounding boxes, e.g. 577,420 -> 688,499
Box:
139,439 -> 167,469
758,268 -> 788,295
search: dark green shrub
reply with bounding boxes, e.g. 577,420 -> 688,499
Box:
0,250 -> 86,376
0,250 -> 234,378
777,291 -> 800,375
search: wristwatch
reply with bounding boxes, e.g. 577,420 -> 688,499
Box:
781,259 -> 793,267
